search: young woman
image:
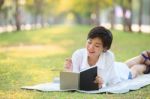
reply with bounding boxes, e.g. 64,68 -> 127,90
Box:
64,26 -> 150,88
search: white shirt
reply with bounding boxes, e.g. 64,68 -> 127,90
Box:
71,48 -> 124,87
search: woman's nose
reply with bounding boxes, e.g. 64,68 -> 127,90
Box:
89,44 -> 94,50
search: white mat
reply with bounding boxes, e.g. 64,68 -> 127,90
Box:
21,74 -> 150,94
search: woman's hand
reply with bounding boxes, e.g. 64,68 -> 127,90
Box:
94,75 -> 104,88
64,58 -> 73,72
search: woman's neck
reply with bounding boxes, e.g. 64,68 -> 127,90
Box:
88,56 -> 99,66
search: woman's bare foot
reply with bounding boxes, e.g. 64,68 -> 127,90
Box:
141,50 -> 150,74
141,50 -> 150,66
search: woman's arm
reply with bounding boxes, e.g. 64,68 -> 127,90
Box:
64,49 -> 83,72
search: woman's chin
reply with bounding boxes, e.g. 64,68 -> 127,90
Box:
88,53 -> 95,57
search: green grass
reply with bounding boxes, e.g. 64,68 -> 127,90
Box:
0,25 -> 150,99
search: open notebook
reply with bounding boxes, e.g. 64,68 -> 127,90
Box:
60,66 -> 98,91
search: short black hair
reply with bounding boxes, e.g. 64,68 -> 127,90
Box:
87,26 -> 113,50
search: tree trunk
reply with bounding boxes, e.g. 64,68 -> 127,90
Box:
121,0 -> 127,31
33,15 -> 38,28
75,14 -> 82,24
95,4 -> 100,26
41,15 -> 45,27
110,0 -> 115,30
15,0 -> 21,31
122,7 -> 126,31
128,0 -> 132,32
0,0 -> 4,10
138,0 -> 143,33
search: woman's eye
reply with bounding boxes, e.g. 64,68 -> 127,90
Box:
88,41 -> 92,44
95,46 -> 100,48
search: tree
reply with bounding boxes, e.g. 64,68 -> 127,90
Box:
51,0 -> 112,25
110,0 -> 115,29
25,0 -> 56,27
14,0 -> 21,31
0,0 -> 15,27
116,0 -> 133,32
138,0 -> 143,33
127,0 -> 132,32
70,0 -> 112,25
0,0 -> 4,10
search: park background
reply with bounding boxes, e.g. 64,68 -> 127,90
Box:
0,0 -> 150,99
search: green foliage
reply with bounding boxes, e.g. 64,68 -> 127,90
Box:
0,25 -> 150,98
71,0 -> 112,17
25,0 -> 56,16
0,0 -> 4,10
115,0 -> 132,9
53,0 -> 113,19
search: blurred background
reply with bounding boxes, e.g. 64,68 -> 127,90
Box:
0,1 -> 150,98
0,0 -> 150,33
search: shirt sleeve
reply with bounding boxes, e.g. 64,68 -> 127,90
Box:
107,64 -> 121,85
71,49 -> 83,72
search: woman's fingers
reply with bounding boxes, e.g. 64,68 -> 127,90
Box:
64,58 -> 72,71
94,75 -> 103,88
65,58 -> 72,67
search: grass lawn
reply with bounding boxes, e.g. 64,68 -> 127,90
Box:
0,25 -> 150,99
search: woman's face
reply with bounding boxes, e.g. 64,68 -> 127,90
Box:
86,37 -> 104,58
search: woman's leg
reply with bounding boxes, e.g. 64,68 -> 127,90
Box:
125,50 -> 150,68
125,55 -> 144,68
130,64 -> 147,78
125,50 -> 150,77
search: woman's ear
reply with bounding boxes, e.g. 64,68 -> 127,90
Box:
103,47 -> 107,52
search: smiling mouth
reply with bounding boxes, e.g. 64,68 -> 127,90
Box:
89,52 -> 95,54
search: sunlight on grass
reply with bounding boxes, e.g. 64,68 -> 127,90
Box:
59,39 -> 74,46
0,45 -> 66,57
25,68 -> 54,83
0,90 -> 36,99
0,57 -> 15,64
50,26 -> 72,34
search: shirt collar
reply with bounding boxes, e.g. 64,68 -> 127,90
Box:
82,49 -> 105,69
